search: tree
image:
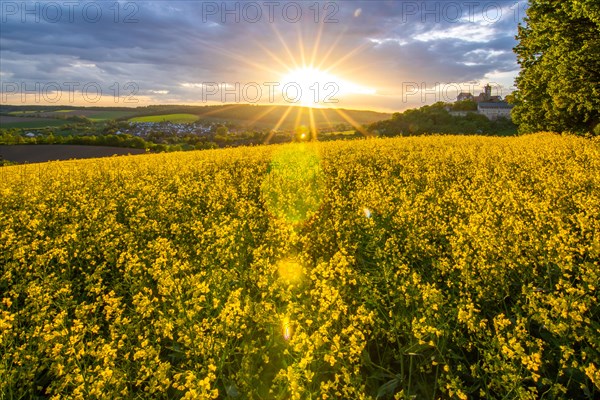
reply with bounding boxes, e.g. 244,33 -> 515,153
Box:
512,0 -> 600,134
215,125 -> 228,136
452,100 -> 477,111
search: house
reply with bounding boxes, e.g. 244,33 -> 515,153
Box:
477,102 -> 513,120
457,92 -> 474,102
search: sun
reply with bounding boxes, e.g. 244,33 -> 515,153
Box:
281,67 -> 340,106
280,66 -> 375,106
204,21 -> 378,141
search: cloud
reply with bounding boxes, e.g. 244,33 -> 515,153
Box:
414,25 -> 498,43
0,0 -> 524,111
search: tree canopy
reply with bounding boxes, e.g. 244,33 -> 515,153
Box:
367,102 -> 516,137
512,0 -> 600,134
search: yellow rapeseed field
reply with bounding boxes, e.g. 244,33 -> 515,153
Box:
1,133 -> 599,399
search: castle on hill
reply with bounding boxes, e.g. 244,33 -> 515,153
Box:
453,84 -> 514,120
457,84 -> 502,103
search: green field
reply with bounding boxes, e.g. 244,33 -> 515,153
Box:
7,111 -> 49,116
87,111 -> 138,121
0,118 -> 67,129
47,110 -> 138,121
1,133 -> 598,399
129,113 -> 200,123
1,110 -> 141,129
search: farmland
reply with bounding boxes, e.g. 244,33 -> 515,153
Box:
129,114 -> 201,124
6,109 -> 138,121
0,145 -> 146,164
1,104 -> 390,131
50,110 -> 138,121
1,133 -> 599,399
0,116 -> 69,129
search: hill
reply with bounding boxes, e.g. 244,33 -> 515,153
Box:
368,102 -> 517,136
1,133 -> 598,399
146,104 -> 391,130
0,104 -> 391,131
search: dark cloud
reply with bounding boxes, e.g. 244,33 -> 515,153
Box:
0,0 -> 526,111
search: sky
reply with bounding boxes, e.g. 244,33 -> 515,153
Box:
0,0 -> 528,112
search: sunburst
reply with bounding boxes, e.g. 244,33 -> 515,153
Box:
197,15 -> 379,142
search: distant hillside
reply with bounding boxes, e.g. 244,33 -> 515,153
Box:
132,105 -> 391,130
1,104 -> 391,131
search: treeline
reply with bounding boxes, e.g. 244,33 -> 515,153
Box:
367,102 -> 517,137
0,125 -> 281,152
0,131 -> 219,152
0,105 -> 134,114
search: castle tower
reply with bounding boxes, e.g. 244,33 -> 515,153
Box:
484,84 -> 492,101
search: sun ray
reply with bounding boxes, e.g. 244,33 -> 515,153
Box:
317,107 -> 334,131
264,105 -> 294,144
195,14 -> 381,112
296,23 -> 308,68
293,106 -> 305,134
332,108 -> 371,137
320,18 -> 404,74
256,42 -> 297,73
309,20 -> 326,68
195,37 -> 282,77
270,24 -> 301,71
199,103 -> 247,118
245,105 -> 278,127
321,41 -> 375,75
308,107 -> 318,141
315,26 -> 351,71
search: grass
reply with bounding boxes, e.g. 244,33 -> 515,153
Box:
86,111 -> 139,121
7,111 -> 44,115
128,113 -> 200,124
0,119 -> 67,129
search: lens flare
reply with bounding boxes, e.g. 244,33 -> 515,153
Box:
282,317 -> 292,340
277,258 -> 304,284
261,145 -> 325,224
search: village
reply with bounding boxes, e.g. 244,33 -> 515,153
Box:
113,121 -> 218,138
